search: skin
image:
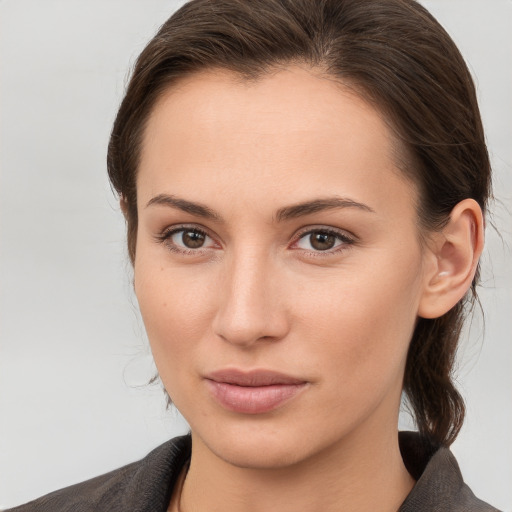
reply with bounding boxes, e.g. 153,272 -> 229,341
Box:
132,65 -> 483,512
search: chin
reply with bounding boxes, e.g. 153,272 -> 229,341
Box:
204,432 -> 312,469
190,414 -> 344,471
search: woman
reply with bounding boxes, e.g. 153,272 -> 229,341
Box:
3,0 -> 506,510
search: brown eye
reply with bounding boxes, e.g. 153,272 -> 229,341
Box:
309,232 -> 336,251
294,228 -> 354,254
164,227 -> 215,252
181,230 -> 205,248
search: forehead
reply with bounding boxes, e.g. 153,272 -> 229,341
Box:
138,65 -> 416,217
142,65 -> 393,155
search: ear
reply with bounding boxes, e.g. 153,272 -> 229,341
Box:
120,195 -> 129,219
418,198 -> 484,319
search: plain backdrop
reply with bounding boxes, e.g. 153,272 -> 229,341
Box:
0,0 -> 511,509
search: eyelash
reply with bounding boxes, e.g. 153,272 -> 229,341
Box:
155,224 -> 356,257
155,225 -> 215,256
292,227 -> 355,256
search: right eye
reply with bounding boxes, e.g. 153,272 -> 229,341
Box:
158,226 -> 218,254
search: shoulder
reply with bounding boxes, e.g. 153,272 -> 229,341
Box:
5,435 -> 191,512
398,431 -> 501,512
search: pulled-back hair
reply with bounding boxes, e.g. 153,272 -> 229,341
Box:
107,0 -> 491,447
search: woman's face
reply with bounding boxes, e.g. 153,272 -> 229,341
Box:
134,66 -> 430,468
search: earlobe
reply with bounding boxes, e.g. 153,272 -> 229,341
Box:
418,199 -> 484,319
120,196 -> 129,219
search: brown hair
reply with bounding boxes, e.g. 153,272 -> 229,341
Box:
107,0 -> 491,447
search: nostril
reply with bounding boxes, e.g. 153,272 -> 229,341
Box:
212,303 -> 289,347
212,260 -> 290,346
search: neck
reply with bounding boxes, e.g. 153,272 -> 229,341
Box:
180,424 -> 414,512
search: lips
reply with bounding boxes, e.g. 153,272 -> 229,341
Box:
204,369 -> 308,414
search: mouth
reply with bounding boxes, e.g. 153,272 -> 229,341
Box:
204,369 -> 308,414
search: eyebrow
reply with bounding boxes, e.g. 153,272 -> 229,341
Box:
145,194 -> 223,221
145,194 -> 375,222
274,197 -> 375,222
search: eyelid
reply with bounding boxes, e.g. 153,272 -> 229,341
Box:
290,225 -> 356,254
155,223 -> 356,256
155,223 -> 221,253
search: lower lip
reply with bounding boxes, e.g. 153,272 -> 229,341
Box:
205,380 -> 307,414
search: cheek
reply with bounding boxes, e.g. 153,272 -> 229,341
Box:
288,251 -> 423,392
134,236 -> 425,416
134,260 -> 218,377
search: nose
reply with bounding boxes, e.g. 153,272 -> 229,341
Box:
212,249 -> 290,348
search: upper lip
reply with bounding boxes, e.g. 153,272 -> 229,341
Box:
205,369 -> 307,387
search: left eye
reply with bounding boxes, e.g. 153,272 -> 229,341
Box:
295,229 -> 352,252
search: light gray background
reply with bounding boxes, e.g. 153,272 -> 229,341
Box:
0,0 -> 511,509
